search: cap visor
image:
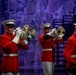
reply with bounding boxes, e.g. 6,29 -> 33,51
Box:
5,24 -> 14,28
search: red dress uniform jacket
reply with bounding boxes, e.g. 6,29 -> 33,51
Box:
39,34 -> 63,62
63,34 -> 76,68
0,32 -> 28,72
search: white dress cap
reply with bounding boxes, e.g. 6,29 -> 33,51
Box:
2,19 -> 15,25
43,23 -> 51,28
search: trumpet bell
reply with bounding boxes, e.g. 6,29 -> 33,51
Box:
27,28 -> 36,41
29,28 -> 36,38
23,25 -> 36,41
23,25 -> 30,32
56,26 -> 65,35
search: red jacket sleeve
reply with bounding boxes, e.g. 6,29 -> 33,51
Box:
0,36 -> 18,52
63,39 -> 76,64
39,35 -> 46,44
54,38 -> 63,44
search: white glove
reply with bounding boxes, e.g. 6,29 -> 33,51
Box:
15,27 -> 23,37
56,34 -> 64,40
15,27 -> 21,31
47,28 -> 56,36
12,36 -> 20,44
12,27 -> 21,35
21,31 -> 27,40
22,40 -> 28,45
21,31 -> 28,45
12,27 -> 23,44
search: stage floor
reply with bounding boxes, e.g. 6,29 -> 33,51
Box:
0,69 -> 66,75
20,69 -> 66,75
20,69 -> 43,75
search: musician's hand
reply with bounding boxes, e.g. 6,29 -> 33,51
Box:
47,28 -> 56,36
16,27 -> 23,38
21,31 -> 27,40
22,40 -> 28,45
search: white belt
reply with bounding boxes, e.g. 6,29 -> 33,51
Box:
4,54 -> 18,56
71,55 -> 76,58
42,48 -> 52,51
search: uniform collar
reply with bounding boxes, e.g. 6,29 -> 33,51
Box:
5,32 -> 14,37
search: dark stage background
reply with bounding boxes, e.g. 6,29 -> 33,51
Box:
0,0 -> 76,75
